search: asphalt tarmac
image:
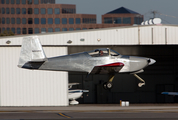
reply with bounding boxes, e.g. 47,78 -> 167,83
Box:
0,104 -> 178,119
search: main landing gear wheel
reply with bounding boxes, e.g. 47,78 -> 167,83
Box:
103,75 -> 115,90
103,82 -> 113,90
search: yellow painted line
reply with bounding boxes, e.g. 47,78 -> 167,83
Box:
58,113 -> 71,118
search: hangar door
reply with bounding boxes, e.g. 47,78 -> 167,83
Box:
68,46 -> 178,104
0,47 -> 68,106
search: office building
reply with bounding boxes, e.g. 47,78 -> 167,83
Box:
0,0 -> 143,35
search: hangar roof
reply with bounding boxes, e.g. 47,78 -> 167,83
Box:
0,24 -> 178,46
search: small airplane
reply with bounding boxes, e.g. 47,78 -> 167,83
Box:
162,92 -> 178,96
68,83 -> 89,105
18,36 -> 156,90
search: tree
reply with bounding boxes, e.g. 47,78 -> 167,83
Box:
0,30 -> 15,37
8,30 -> 15,36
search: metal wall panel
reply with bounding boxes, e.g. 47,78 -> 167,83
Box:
167,26 -> 178,44
153,26 -> 166,44
0,25 -> 178,46
140,26 -> 152,44
0,47 -> 68,106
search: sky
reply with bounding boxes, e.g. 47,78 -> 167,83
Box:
56,0 -> 178,25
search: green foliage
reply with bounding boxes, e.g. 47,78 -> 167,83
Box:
0,30 -> 15,37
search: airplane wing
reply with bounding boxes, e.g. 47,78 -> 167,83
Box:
68,83 -> 80,86
68,83 -> 80,89
90,62 -> 124,74
162,92 -> 178,96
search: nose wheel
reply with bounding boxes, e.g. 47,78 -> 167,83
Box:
103,75 -> 115,90
133,74 -> 145,87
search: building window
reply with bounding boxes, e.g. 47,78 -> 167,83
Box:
69,28 -> 74,31
34,28 -> 39,34
76,18 -> 80,24
28,18 -> 33,24
0,18 -> 1,24
83,18 -> 91,24
16,0 -> 20,4
62,8 -> 76,14
41,8 -> 45,14
6,8 -> 10,14
82,28 -> 87,30
11,0 -> 14,4
41,0 -> 55,4
93,19 -> 96,23
104,17 -> 113,24
2,8 -> 5,14
22,0 -> 26,4
55,28 -> 60,32
55,18 -> 60,24
62,28 -> 67,31
123,17 -> 131,24
2,18 -> 5,24
22,8 -> 26,14
34,8 -> 39,14
134,17 -> 143,24
2,28 -> 5,33
11,28 -> 15,34
55,8 -> 60,14
22,18 -> 26,24
28,28 -> 33,34
27,0 -> 32,4
11,18 -> 15,24
16,8 -> 20,14
62,18 -> 67,24
1,0 -> 5,4
11,8 -> 15,14
22,28 -> 27,34
34,18 -> 39,24
47,8 -> 52,14
48,18 -> 53,24
69,18 -> 74,24
16,18 -> 20,24
17,28 -> 21,34
28,8 -> 32,14
48,28 -> 53,32
41,18 -> 46,24
6,18 -> 10,24
114,17 -> 121,24
7,28 -> 10,32
6,0 -> 9,4
76,28 -> 81,30
34,0 -> 39,4
41,28 -> 46,33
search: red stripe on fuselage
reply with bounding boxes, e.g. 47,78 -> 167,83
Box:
98,62 -> 124,67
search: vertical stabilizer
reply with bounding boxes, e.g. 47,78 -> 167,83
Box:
18,36 -> 47,68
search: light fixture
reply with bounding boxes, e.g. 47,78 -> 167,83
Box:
97,38 -> 101,42
80,38 -> 85,42
67,40 -> 72,44
6,40 -> 11,44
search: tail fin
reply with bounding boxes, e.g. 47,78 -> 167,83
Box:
18,36 -> 47,69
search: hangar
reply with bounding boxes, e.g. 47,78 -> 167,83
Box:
0,24 -> 178,106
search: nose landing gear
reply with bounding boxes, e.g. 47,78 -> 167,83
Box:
133,74 -> 145,87
103,75 -> 115,90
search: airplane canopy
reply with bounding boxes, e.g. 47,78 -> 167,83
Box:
87,48 -> 120,57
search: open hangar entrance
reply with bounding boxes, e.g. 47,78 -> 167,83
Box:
68,45 -> 178,104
